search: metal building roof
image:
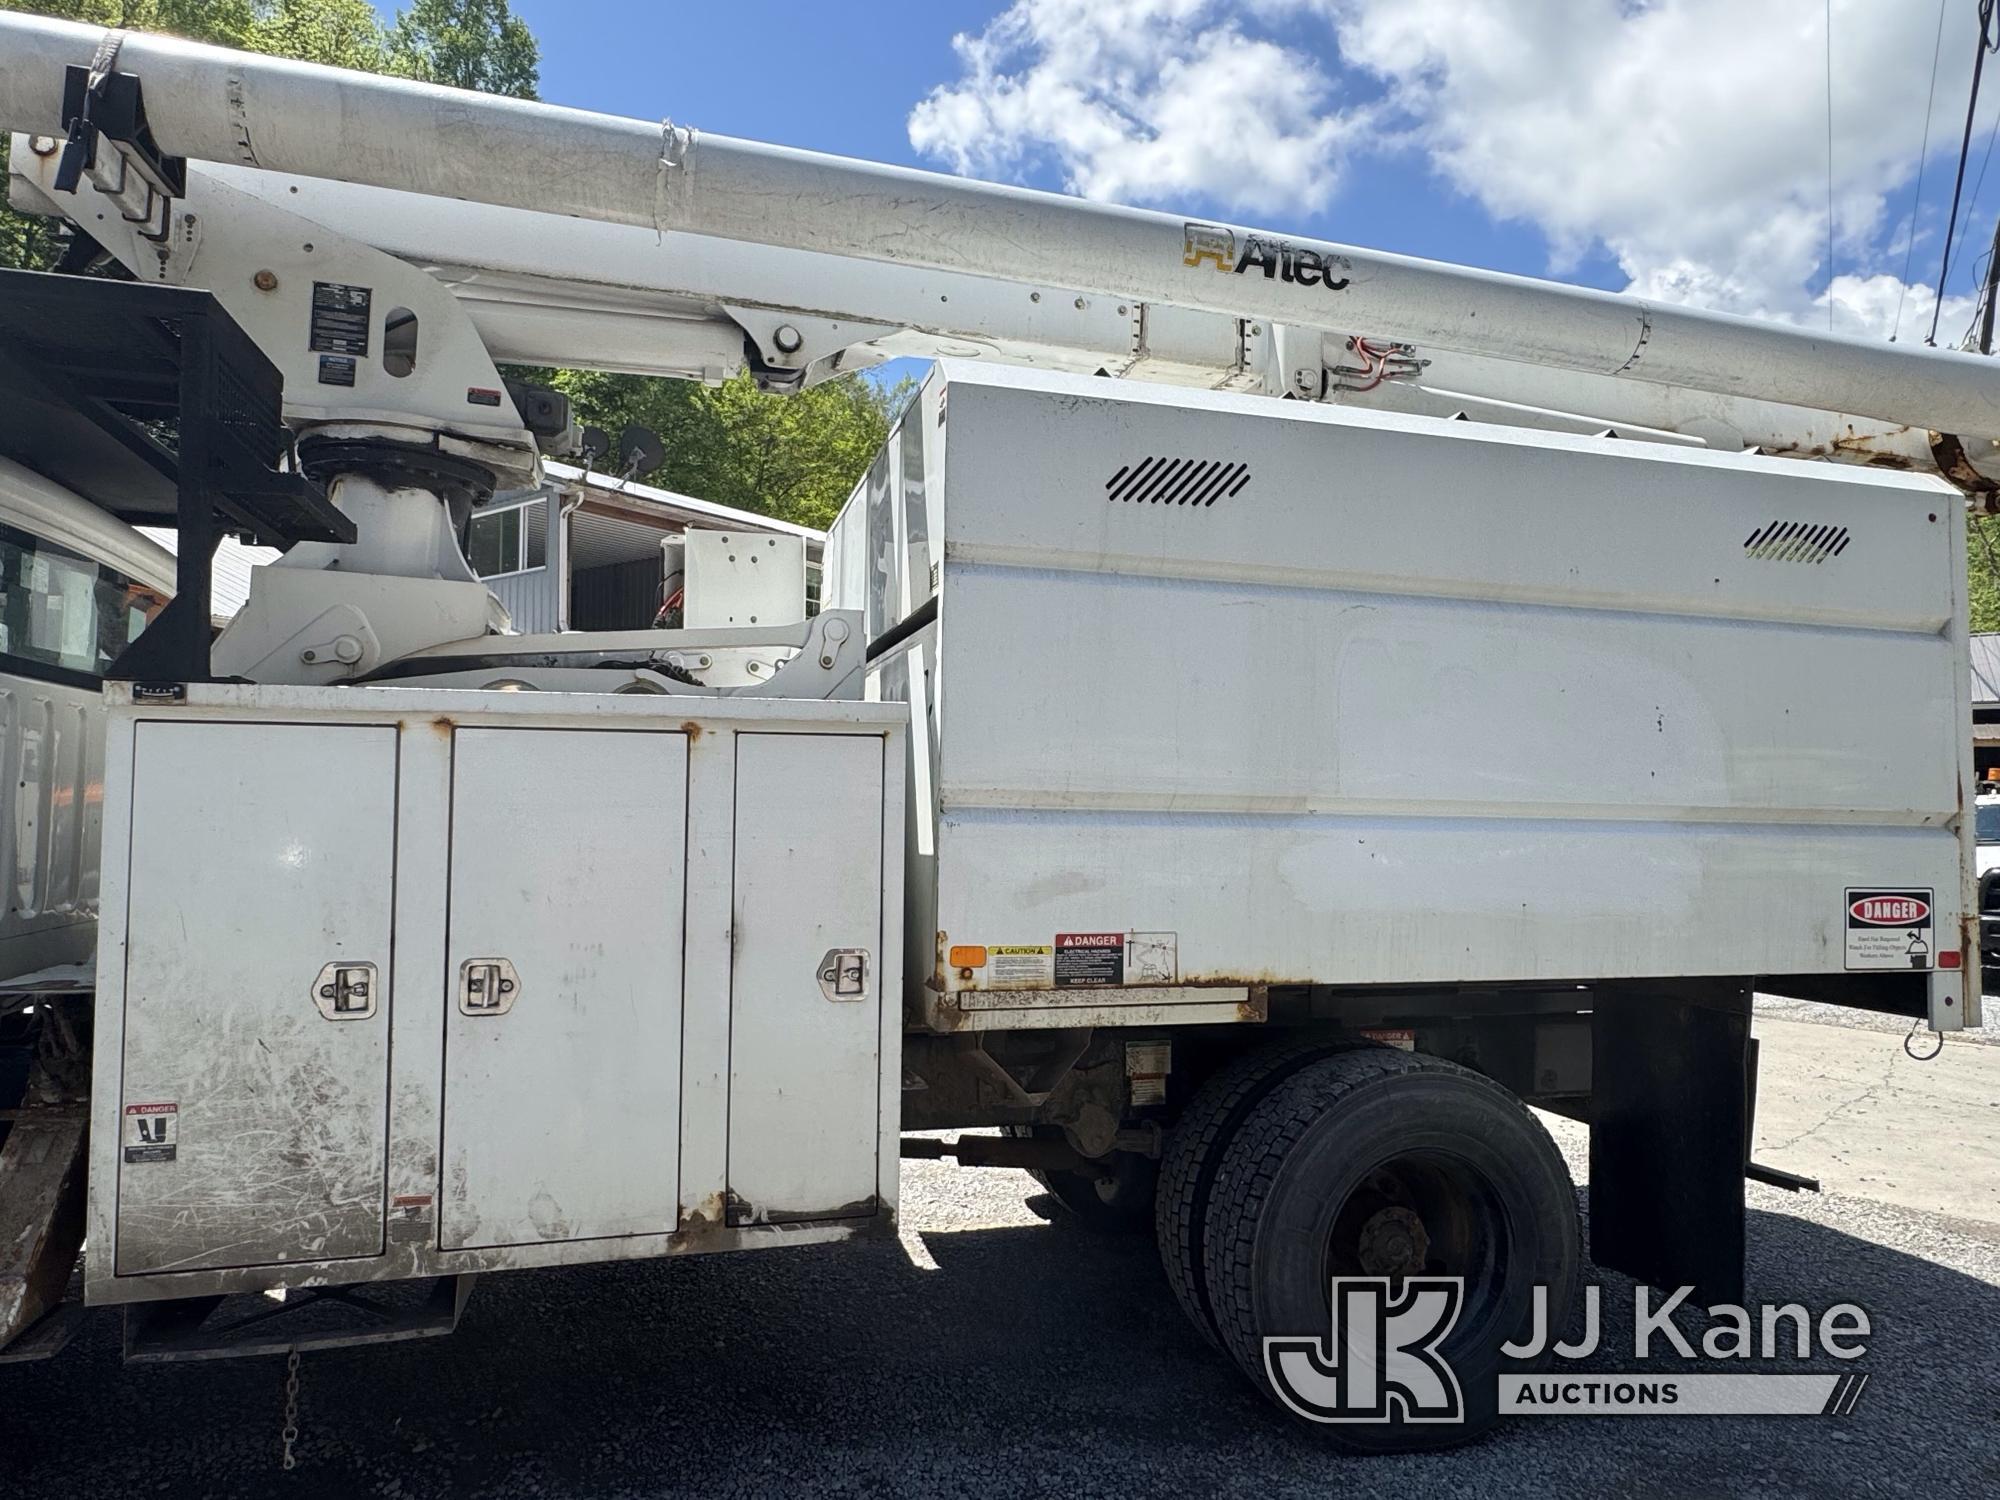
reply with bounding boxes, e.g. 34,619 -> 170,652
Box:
138,466 -> 823,623
543,463 -> 825,553
138,529 -> 281,622
1975,634 -> 2000,708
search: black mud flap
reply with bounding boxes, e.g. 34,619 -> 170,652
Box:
1589,984 -> 1750,1304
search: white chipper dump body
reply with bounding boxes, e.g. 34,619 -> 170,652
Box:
835,365 -> 1972,1032
0,9 -> 1984,1451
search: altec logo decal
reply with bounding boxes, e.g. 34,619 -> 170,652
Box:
1849,895 -> 1928,925
1184,222 -> 1352,290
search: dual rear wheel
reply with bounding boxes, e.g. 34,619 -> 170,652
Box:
1156,1045 -> 1581,1452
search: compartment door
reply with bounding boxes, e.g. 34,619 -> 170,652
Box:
116,722 -> 397,1275
441,728 -> 686,1250
728,733 -> 885,1222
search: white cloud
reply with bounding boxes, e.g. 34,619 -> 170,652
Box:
1328,0 -> 1990,338
911,0 -> 1995,342
908,0 -> 1371,216
1819,272 -> 1977,343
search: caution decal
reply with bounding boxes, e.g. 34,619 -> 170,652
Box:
989,945 -> 1054,987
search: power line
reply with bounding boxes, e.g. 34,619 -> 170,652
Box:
1952,90 -> 2000,344
1961,102 -> 2000,247
1927,0 -> 2000,346
1895,0 -> 1951,341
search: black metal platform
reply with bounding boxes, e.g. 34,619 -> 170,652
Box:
0,268 -> 353,680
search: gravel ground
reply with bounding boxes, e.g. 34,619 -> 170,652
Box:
5,1104 -> 1998,1500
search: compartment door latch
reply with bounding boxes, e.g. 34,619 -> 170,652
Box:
817,948 -> 870,1003
311,961 -> 378,1020
458,958 -> 521,1016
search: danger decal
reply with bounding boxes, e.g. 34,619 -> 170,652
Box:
122,1101 -> 178,1164
1843,888 -> 1934,971
1048,931 -> 1181,988
1054,933 -> 1125,988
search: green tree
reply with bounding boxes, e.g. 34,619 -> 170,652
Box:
250,0 -> 393,72
0,0 -> 537,272
1971,517 -> 2000,633
0,0 -> 892,536
554,368 -> 910,530
388,0 -> 538,97
0,0 -> 258,271
1,1 -> 252,42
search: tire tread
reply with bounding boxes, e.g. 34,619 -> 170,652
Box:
1154,1037 -> 1355,1347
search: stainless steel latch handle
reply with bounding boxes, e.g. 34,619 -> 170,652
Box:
311,962 -> 378,1020
817,948 -> 870,1003
458,957 -> 521,1016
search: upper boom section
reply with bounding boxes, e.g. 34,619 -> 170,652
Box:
5,10 -> 2000,454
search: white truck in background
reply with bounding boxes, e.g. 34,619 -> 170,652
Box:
0,12 -> 1984,1452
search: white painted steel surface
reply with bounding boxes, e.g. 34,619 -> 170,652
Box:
113,722 -> 396,1274
0,682 -> 98,981
728,734 -> 885,1220
88,685 -> 905,1304
6,14 -> 2000,443
80,160 -> 1984,479
684,531 -> 807,630
441,728 -> 687,1250
826,365 -> 1976,1028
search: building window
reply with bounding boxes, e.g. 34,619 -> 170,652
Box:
467,499 -> 549,578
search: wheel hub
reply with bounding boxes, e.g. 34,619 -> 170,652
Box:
1355,1205 -> 1430,1276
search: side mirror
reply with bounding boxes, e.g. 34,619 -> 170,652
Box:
619,424 -> 665,480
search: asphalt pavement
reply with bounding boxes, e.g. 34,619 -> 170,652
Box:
4,1005 -> 1998,1499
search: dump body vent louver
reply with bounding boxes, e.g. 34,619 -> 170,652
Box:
1106,457 -> 1250,506
1744,521 -> 1851,563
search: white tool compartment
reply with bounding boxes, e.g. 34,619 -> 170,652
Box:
727,733 -> 887,1222
87,685 -> 903,1303
115,721 -> 399,1275
441,727 -> 689,1250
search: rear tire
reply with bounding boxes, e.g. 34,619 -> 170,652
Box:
1154,1037 -> 1354,1349
1202,1049 -> 1579,1452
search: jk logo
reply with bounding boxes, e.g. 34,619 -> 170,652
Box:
1264,1277 -> 1465,1424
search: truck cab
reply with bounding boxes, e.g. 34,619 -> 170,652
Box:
0,457 -> 173,983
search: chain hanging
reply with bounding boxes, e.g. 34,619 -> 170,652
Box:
280,1349 -> 301,1471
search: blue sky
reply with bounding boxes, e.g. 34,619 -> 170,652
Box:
505,0 -> 1999,350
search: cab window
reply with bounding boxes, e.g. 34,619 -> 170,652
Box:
0,521 -> 168,684
1977,803 -> 2000,845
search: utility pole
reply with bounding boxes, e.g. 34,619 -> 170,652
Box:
1981,211 -> 2000,354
